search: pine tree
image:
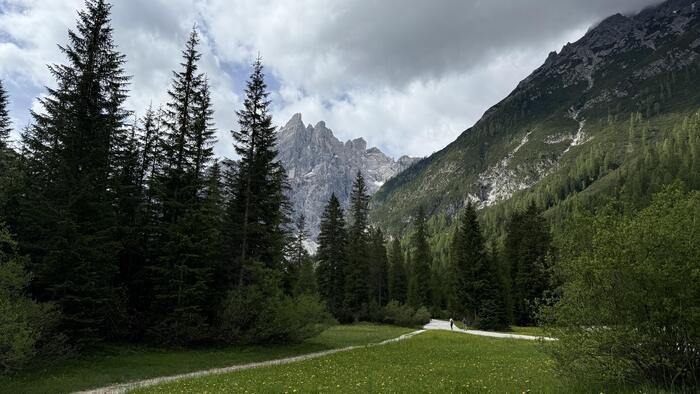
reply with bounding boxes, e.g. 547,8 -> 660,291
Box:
453,202 -> 507,329
226,57 -> 289,287
388,238 -> 407,303
506,202 -> 551,325
344,171 -> 371,319
0,79 -> 11,149
316,193 -> 347,318
147,28 -> 218,344
18,0 -> 129,341
368,227 -> 389,306
286,214 -> 310,294
407,206 -> 431,308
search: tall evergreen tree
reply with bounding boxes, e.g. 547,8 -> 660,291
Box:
344,171 -> 371,319
388,238 -> 407,303
506,202 -> 551,325
407,206 -> 431,308
316,194 -> 347,318
19,0 -> 129,341
452,202 -> 507,329
368,227 -> 389,306
147,28 -> 218,344
226,57 -> 289,287
0,79 -> 11,149
286,214 -> 310,294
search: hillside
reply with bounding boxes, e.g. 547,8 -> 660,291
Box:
371,0 -> 700,238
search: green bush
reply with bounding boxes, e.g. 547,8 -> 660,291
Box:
382,300 -> 431,327
412,307 -> 431,326
218,262 -> 334,344
0,223 -> 60,372
543,185 -> 700,389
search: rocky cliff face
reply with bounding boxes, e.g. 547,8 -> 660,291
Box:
372,0 -> 700,235
277,113 -> 418,239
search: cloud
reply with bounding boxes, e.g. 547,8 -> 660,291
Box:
0,0 -> 663,157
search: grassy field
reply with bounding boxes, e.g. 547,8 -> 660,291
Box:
135,331 -> 664,394
134,331 -> 558,393
0,324 -> 413,394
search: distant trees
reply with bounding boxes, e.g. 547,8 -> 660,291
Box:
407,206 -> 431,308
505,203 -> 551,325
387,239 -> 407,304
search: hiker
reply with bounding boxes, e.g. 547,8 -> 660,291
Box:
462,317 -> 467,328
449,318 -> 454,330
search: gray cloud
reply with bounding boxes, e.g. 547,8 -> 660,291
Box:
0,0 -> 663,157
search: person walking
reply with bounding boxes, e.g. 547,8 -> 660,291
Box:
449,318 -> 454,330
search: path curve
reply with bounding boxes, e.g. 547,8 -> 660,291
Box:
73,330 -> 425,394
424,319 -> 556,341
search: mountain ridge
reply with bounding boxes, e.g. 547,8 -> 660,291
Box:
276,113 -> 418,239
371,0 -> 700,237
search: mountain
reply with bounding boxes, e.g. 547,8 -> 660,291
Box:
277,113 -> 418,239
372,0 -> 700,238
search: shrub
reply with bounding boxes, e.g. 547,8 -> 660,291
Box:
217,262 -> 334,344
542,185 -> 700,389
412,307 -> 431,326
0,223 -> 60,372
382,300 -> 431,327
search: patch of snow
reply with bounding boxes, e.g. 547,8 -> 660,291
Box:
563,107 -> 591,154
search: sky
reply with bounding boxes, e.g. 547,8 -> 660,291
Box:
0,0 -> 662,159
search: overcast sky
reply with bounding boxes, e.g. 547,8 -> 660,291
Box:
0,0 -> 662,158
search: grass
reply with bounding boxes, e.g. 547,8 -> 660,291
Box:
0,324 -> 413,394
134,331 -> 674,394
133,331 -> 557,393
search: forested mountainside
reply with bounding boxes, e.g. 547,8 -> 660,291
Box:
371,0 -> 700,240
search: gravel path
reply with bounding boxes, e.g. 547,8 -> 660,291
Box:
424,319 -> 556,341
73,330 -> 425,394
75,320 -> 553,393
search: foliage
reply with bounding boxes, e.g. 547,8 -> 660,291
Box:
17,0 -> 129,342
407,206 -> 431,308
218,262 -> 334,345
382,301 -> 431,327
316,194 -> 347,318
0,223 -> 61,372
344,172 -> 371,320
543,185 -> 700,389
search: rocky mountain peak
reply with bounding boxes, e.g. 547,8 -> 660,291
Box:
276,114 -> 419,239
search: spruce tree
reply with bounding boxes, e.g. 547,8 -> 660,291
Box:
344,171 -> 371,319
316,194 -> 347,318
226,57 -> 289,286
453,202 -> 507,329
147,28 -> 218,344
388,238 -> 407,303
286,214 -> 310,294
506,202 -> 551,325
0,79 -> 11,149
19,0 -> 129,341
368,227 -> 389,306
407,206 -> 431,308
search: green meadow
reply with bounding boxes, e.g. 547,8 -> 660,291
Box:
134,330 -> 669,394
0,324 -> 412,394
